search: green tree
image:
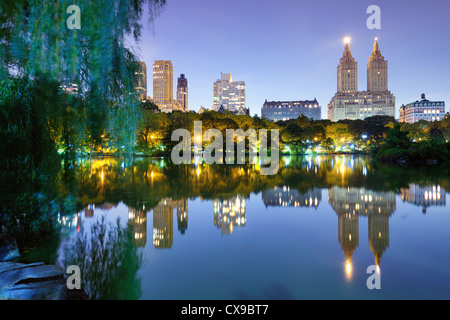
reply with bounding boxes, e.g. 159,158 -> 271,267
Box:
0,0 -> 166,153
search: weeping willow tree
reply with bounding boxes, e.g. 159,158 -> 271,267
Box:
0,0 -> 166,153
0,0 -> 165,256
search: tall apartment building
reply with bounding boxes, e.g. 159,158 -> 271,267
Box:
152,60 -> 186,112
328,38 -> 395,121
153,60 -> 173,110
177,74 -> 188,112
337,38 -> 358,94
212,73 -> 246,114
135,61 -> 147,101
399,94 -> 446,124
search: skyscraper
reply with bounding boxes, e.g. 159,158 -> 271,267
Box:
328,38 -> 395,121
135,61 -> 147,101
212,73 -> 246,114
177,74 -> 188,112
337,38 -> 358,94
367,38 -> 388,93
153,60 -> 173,111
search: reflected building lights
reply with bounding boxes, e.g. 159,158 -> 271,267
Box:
400,184 -> 446,214
329,186 -> 395,268
262,186 -> 322,209
128,207 -> 148,247
213,196 -> 247,235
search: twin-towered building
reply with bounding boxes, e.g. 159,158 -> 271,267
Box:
328,38 -> 396,121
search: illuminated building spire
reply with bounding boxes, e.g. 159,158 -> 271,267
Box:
372,37 -> 380,54
367,37 -> 388,92
337,37 -> 358,93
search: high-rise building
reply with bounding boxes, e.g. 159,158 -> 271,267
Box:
135,61 -> 147,101
177,74 -> 188,112
212,73 -> 246,114
328,38 -> 395,121
153,60 -> 173,111
152,60 -> 185,112
261,99 -> 321,122
399,94 -> 446,124
367,39 -> 388,93
338,38 -> 358,94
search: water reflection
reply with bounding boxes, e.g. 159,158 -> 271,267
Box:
263,187 -> 322,208
329,187 -> 395,278
153,198 -> 188,248
213,196 -> 247,235
400,184 -> 446,214
5,154 -> 449,299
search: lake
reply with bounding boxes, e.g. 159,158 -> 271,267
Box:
4,155 -> 450,299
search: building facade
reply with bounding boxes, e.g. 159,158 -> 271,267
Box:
261,99 -> 321,122
135,61 -> 147,101
399,94 -> 446,123
212,73 -> 246,113
152,60 -> 186,112
177,74 -> 188,112
61,83 -> 79,96
153,60 -> 173,109
328,38 -> 395,121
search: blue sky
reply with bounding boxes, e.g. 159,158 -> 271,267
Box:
128,0 -> 450,119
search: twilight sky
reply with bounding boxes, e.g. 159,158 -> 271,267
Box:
128,0 -> 450,119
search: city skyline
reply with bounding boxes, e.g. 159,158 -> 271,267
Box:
128,0 -> 450,119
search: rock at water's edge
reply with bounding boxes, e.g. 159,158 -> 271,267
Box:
0,234 -> 20,262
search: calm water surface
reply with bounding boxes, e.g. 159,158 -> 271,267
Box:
7,155 -> 450,299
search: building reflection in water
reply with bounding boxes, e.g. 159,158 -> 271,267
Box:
400,184 -> 446,214
152,198 -> 189,249
328,187 -> 396,278
129,208 -> 148,247
177,199 -> 189,235
213,196 -> 247,235
262,186 -> 322,208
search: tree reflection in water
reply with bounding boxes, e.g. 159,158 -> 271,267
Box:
62,216 -> 143,300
